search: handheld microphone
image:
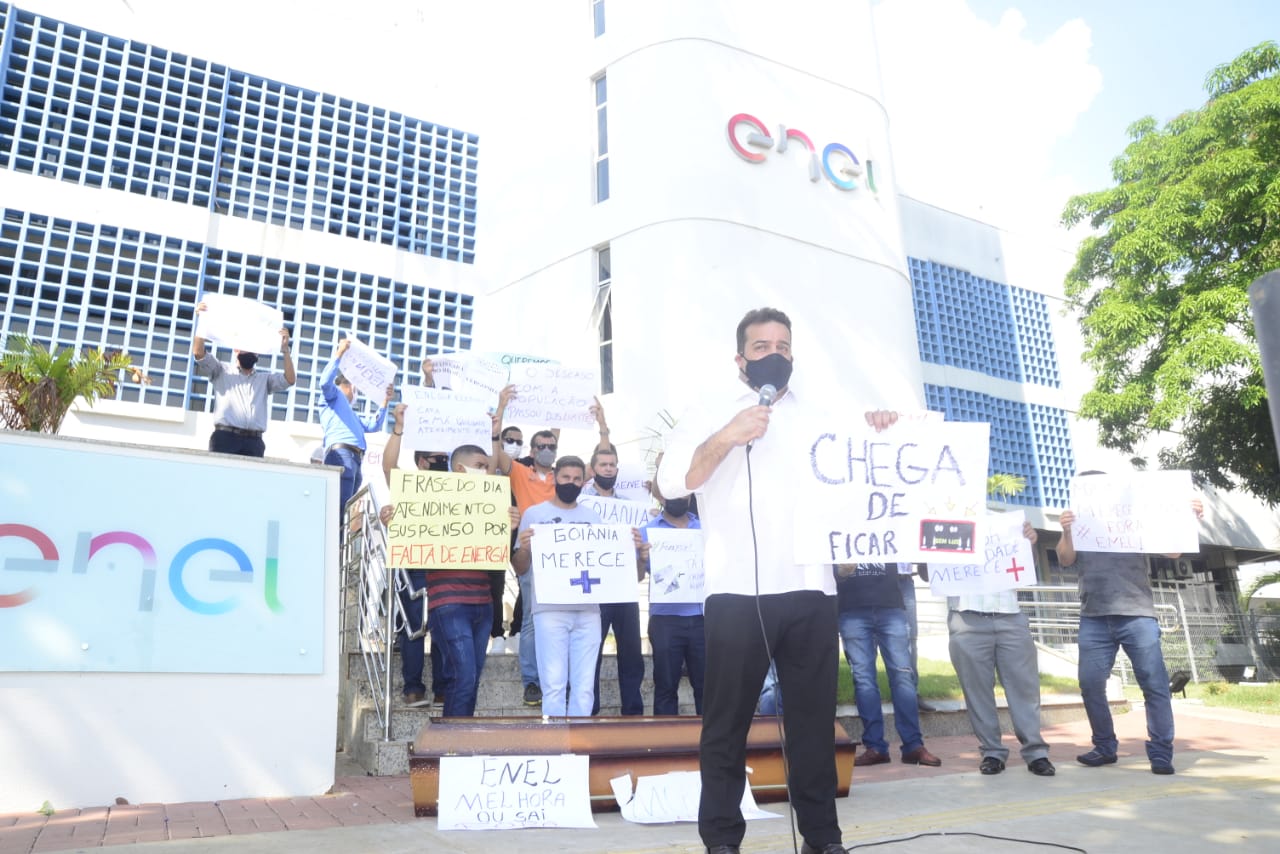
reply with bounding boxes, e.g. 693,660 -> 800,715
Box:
757,383 -> 778,407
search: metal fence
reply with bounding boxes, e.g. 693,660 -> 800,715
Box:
1020,584 -> 1280,685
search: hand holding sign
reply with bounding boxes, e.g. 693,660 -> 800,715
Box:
1067,471 -> 1200,554
530,524 -> 639,605
337,337 -> 397,401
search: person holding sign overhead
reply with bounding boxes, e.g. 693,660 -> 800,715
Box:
191,301 -> 295,457
1058,472 -> 1204,776
512,456 -> 606,717
320,338 -> 393,532
657,307 -> 895,854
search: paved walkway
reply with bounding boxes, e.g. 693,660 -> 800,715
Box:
3,699 -> 1278,853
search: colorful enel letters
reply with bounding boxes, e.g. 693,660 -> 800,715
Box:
337,337 -> 397,401
437,754 -> 595,830
1068,470 -> 1200,554
503,363 -> 598,431
530,524 -> 638,605
387,471 -> 512,570
793,420 -> 990,565
928,511 -> 1036,595
646,528 -> 705,605
195,292 -> 284,354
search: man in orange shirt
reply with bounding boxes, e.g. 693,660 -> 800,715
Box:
492,384 -> 613,706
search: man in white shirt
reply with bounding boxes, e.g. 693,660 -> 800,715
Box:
658,307 -> 895,854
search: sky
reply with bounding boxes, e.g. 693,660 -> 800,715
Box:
871,0 -> 1280,237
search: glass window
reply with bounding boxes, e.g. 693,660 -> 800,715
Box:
593,74 -> 608,203
592,0 -> 605,37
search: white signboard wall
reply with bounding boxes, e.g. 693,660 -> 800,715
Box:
530,524 -> 639,605
504,363 -> 598,431
438,754 -> 595,830
1068,471 -> 1200,554
195,292 -> 283,354
338,337 -> 397,400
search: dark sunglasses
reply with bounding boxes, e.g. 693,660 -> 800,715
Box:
533,443 -> 557,452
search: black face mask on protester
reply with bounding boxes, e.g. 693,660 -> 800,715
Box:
427,456 -> 449,472
742,352 -> 792,391
555,482 -> 582,503
237,353 -> 259,371
592,473 -> 617,491
664,497 -> 690,518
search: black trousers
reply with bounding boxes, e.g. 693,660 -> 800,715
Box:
488,570 -> 506,638
699,590 -> 841,850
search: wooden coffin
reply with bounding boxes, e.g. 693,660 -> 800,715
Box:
409,715 -> 855,815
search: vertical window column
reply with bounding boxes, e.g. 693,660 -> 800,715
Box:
592,0 -> 606,37
593,74 -> 608,203
594,244 -> 613,393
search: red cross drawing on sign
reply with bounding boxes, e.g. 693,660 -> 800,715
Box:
1006,557 -> 1025,582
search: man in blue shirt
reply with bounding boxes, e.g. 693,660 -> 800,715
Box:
640,480 -> 705,716
320,338 -> 392,531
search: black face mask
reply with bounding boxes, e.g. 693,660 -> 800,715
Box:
554,482 -> 582,503
237,353 -> 259,370
743,352 -> 792,391
592,473 -> 617,491
427,457 -> 449,472
664,497 -> 690,518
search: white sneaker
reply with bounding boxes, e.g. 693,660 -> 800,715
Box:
506,633 -> 521,654
489,637 -> 505,654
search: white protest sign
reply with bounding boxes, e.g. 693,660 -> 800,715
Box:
610,771 -> 779,824
480,351 -> 558,368
505,363 -> 598,431
1068,470 -> 1200,554
928,511 -> 1036,595
612,461 -> 652,502
195,292 -> 283,354
579,495 -> 653,528
531,524 -> 639,605
338,337 -> 397,400
442,356 -> 510,402
399,386 -> 492,454
794,420 -> 991,565
647,528 -> 705,605
438,754 -> 595,830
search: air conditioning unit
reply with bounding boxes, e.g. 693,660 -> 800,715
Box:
1173,560 -> 1194,580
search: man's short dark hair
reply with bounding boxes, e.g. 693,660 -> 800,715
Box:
501,426 -> 523,441
532,429 -> 556,445
554,455 -> 587,477
334,373 -> 350,386
450,444 -> 487,467
736,307 -> 792,355
589,446 -> 618,467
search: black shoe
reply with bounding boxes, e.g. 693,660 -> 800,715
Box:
1028,757 -> 1056,776
917,699 -> 939,712
1076,749 -> 1117,767
523,683 -> 542,706
801,843 -> 849,854
979,756 -> 1005,775
706,846 -> 741,854
1151,760 -> 1175,775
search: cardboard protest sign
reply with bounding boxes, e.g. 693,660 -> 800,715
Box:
928,511 -> 1036,595
479,351 -> 558,369
1068,470 -> 1200,554
337,337 -> 397,400
611,461 -> 653,502
387,470 -> 512,570
399,386 -> 492,454
794,420 -> 990,565
504,363 -> 598,431
195,292 -> 283,354
530,524 -> 639,605
438,754 -> 595,830
431,355 -> 510,402
646,528 -> 705,605
610,770 -> 778,824
578,495 -> 653,528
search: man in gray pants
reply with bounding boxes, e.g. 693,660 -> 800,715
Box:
946,519 -> 1055,777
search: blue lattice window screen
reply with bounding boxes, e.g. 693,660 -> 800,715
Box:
1009,286 -> 1060,387
924,385 -> 1074,508
0,206 -> 474,423
0,2 -> 478,263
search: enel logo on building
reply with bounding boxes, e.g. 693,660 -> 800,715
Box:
726,112 -> 878,193
0,521 -> 285,615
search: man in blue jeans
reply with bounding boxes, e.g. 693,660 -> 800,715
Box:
320,337 -> 392,533
837,562 -> 941,768
1058,479 -> 1203,775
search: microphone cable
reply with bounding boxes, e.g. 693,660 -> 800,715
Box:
745,437 -> 800,854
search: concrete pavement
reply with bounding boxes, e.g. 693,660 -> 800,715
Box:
4,699 -> 1278,853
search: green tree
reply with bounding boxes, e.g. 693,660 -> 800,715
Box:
0,336 -> 132,433
1061,41 -> 1280,504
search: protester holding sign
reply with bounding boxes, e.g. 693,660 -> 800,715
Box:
639,482 -> 705,716
320,338 -> 392,532
512,456 -> 605,717
190,301 -> 295,456
946,519 -> 1055,777
1058,471 -> 1204,776
493,384 -> 613,709
657,307 -> 894,854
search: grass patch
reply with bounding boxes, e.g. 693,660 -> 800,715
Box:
1122,680 -> 1280,715
834,657 -> 1080,705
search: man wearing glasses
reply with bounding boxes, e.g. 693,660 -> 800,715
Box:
492,384 -> 612,707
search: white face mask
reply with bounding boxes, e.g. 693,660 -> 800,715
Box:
503,440 -> 523,456
462,465 -> 487,475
